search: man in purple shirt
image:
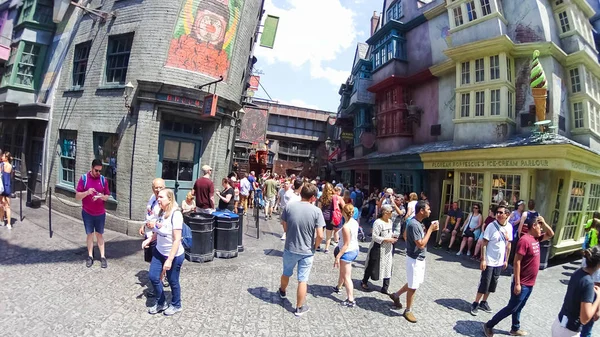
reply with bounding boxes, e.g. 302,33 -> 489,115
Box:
76,159 -> 111,268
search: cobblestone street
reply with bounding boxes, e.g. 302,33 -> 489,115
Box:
0,203 -> 584,337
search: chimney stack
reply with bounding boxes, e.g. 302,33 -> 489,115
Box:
370,11 -> 380,36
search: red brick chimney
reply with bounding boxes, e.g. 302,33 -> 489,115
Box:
370,11 -> 380,36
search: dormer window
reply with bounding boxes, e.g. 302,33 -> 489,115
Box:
386,1 -> 403,23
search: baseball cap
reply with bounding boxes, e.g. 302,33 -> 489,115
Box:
202,165 -> 212,172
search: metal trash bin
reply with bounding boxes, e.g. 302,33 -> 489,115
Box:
184,212 -> 215,263
213,211 -> 240,259
539,240 -> 552,270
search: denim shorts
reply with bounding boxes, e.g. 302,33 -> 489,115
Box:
282,250 -> 314,282
334,246 -> 359,262
82,210 -> 106,235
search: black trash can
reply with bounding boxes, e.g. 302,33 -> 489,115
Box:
539,240 -> 552,270
213,211 -> 240,259
184,212 -> 215,263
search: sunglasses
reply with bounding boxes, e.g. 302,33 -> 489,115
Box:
496,211 -> 509,215
473,207 -> 479,210
93,169 -> 102,173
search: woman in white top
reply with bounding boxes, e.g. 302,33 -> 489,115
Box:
456,203 -> 483,256
333,204 -> 361,307
362,204 -> 398,294
142,188 -> 185,316
404,192 -> 419,222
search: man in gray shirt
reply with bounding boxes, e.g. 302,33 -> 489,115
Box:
389,200 -> 439,323
278,183 -> 325,317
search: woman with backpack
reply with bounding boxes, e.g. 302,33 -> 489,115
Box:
142,188 -> 185,316
317,183 -> 344,253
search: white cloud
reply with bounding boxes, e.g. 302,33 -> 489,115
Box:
255,0 -> 355,86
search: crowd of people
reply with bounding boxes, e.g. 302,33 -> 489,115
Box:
71,162 -> 600,336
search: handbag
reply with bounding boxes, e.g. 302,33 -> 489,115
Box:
462,213 -> 474,238
332,195 -> 342,226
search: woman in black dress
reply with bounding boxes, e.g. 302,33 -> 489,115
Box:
216,178 -> 235,212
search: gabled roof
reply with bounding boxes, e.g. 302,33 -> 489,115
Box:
352,43 -> 369,68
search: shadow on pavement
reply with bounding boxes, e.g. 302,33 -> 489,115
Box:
247,286 -> 295,313
354,296 -> 403,317
435,298 -> 472,313
134,270 -> 156,306
263,248 -> 283,257
0,236 -> 142,265
454,320 -> 485,337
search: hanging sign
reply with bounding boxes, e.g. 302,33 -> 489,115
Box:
202,94 -> 218,117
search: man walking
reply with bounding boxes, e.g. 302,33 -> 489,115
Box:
471,204 -> 513,316
193,165 -> 214,214
248,171 -> 256,208
389,200 -> 439,323
483,216 -> 554,337
263,173 -> 278,220
278,183 -> 325,316
76,159 -> 111,268
281,179 -> 302,241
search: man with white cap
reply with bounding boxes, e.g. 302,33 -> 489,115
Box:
192,165 -> 215,214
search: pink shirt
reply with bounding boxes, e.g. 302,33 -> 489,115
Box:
76,172 -> 111,216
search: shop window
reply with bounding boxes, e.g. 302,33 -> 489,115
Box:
490,174 -> 521,209
341,171 -> 351,184
562,180 -> 586,241
93,133 -> 118,199
458,172 -> 484,217
59,130 -> 77,188
383,171 -> 396,192
105,33 -> 134,85
551,179 -> 564,230
397,173 -> 414,195
585,183 -> 600,236
72,42 -> 91,88
161,139 -> 196,182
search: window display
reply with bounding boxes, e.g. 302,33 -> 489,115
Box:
490,173 -> 521,208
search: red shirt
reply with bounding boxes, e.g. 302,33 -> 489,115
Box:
193,177 -> 214,209
76,172 -> 111,216
516,234 -> 543,286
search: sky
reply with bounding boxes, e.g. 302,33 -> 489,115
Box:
252,0 -> 381,112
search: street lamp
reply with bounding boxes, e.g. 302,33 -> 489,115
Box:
124,81 -> 135,113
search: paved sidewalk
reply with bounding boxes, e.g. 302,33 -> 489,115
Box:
0,203 -> 586,336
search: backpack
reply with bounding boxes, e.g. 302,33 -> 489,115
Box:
82,173 -> 106,190
355,190 -> 364,207
332,195 -> 342,226
171,209 -> 193,249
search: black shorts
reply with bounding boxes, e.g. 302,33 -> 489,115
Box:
325,220 -> 333,231
144,240 -> 157,263
477,266 -> 502,294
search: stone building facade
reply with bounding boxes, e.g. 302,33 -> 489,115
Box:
336,0 -> 600,257
45,0 -> 265,234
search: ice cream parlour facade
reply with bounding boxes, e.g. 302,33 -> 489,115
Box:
420,140 -> 600,258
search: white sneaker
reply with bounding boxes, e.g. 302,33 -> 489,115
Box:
467,251 -> 471,256
456,252 -> 462,256
281,233 -> 286,241
6,224 -> 12,229
0,221 -> 5,226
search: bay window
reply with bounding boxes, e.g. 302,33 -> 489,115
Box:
562,180 -> 586,241
377,86 -> 411,137
386,0 -> 403,22
372,30 -> 406,69
455,53 -> 515,120
1,41 -> 46,90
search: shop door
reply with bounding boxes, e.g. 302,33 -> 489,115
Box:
439,179 -> 454,219
158,137 -> 202,204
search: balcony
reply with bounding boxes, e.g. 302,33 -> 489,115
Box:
0,35 -> 10,62
278,145 -> 311,157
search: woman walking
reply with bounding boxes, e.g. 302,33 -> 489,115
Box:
333,204 -> 360,307
142,188 -> 185,316
456,203 -> 483,256
318,183 -> 344,253
552,246 -> 600,336
362,204 -> 398,294
0,152 -> 12,229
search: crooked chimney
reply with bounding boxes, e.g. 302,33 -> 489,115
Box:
370,11 -> 380,36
